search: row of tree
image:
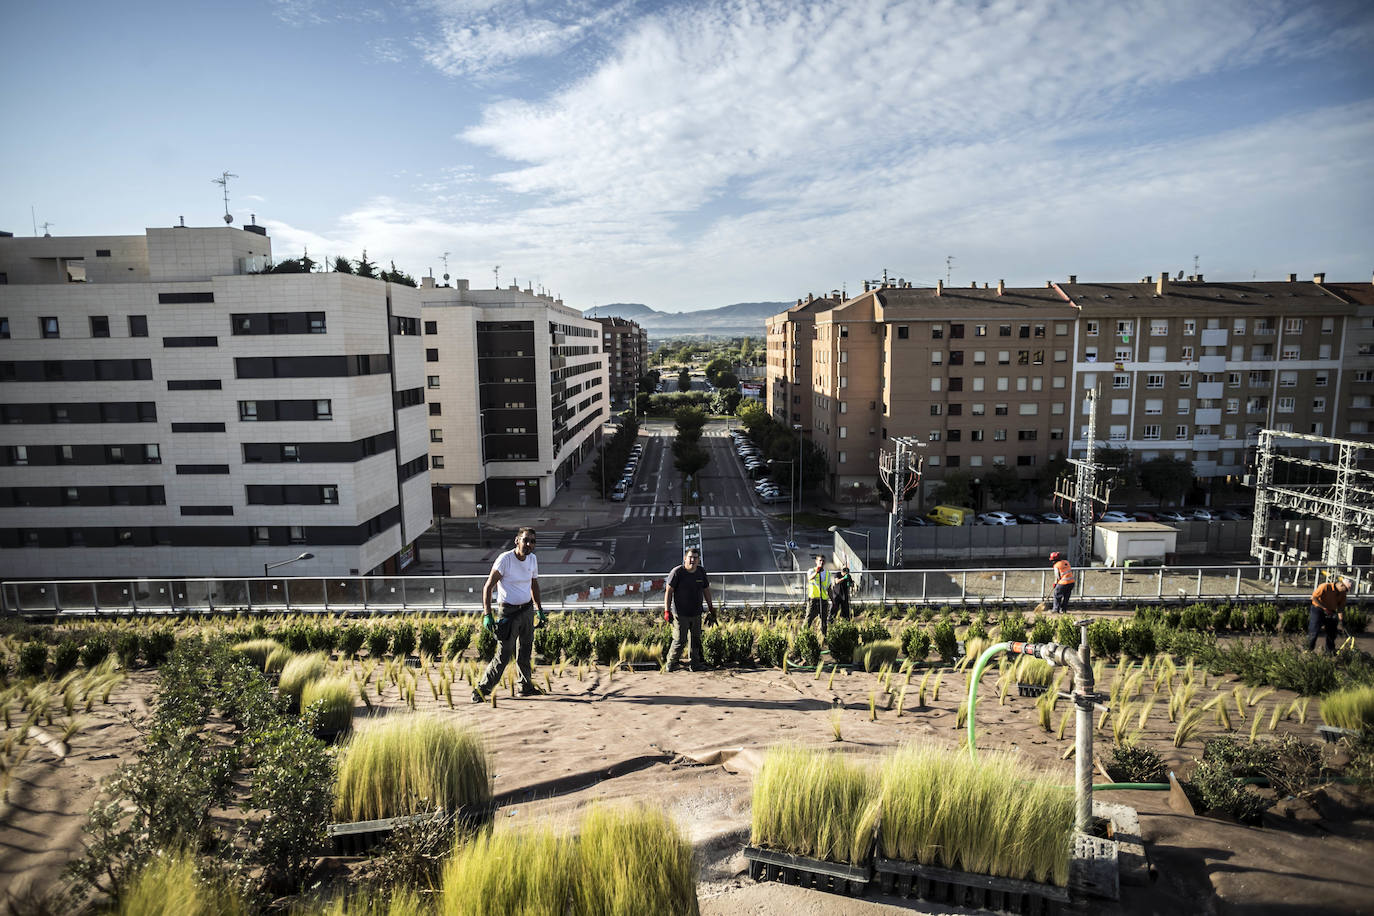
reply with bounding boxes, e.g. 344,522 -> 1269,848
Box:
735,401 -> 829,492
672,407 -> 710,479
587,412 -> 641,498
927,451 -> 1197,510
253,250 -> 418,287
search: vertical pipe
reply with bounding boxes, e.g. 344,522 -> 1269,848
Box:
1075,622 -> 1094,832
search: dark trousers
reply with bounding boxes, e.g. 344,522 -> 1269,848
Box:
805,597 -> 831,636
832,592 -> 851,619
666,613 -> 704,669
478,604 -> 534,692
1307,606 -> 1339,654
1052,583 -> 1074,614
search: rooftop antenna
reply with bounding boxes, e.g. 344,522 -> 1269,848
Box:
493,264 -> 500,289
30,205 -> 37,237
1176,270 -> 1184,280
39,220 -> 54,238
1193,254 -> 1200,276
212,171 -> 238,224
945,255 -> 955,285
441,251 -> 450,282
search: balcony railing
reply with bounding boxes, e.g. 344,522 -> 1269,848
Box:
5,564 -> 1365,616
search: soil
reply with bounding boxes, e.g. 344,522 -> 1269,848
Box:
2,651 -> 1372,915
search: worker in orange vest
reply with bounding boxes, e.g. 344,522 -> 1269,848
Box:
1049,552 -> 1075,613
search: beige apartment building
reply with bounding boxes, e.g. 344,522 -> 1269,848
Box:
592,316 -> 648,407
1328,277 -> 1374,440
769,273 -> 1366,505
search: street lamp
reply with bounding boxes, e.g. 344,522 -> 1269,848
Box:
263,552 -> 313,578
475,503 -> 484,547
828,526 -> 871,572
769,458 -> 796,549
851,481 -> 862,525
793,423 -> 804,514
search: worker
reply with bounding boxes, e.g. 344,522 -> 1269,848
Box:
1049,551 -> 1075,613
805,555 -> 832,636
831,566 -> 854,619
664,547 -> 716,671
473,527 -> 545,702
1308,577 -> 1350,655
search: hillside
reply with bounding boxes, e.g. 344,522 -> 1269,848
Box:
584,300 -> 788,335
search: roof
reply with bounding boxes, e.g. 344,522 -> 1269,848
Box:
1062,279 -> 1353,315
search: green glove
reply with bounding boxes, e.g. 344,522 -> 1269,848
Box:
536,609 -> 548,628
482,613 -> 496,633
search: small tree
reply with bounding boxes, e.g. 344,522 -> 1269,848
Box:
673,441 -> 709,477
932,471 -> 974,507
333,256 -> 354,274
677,367 -> 691,392
354,250 -> 377,278
1139,456 -> 1195,504
985,464 -> 1025,506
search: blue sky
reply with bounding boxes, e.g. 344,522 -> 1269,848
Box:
3,0 -> 1372,312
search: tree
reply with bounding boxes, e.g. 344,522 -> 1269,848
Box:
674,406 -> 707,441
677,367 -> 691,392
1139,456 -> 1195,504
1035,452 -> 1069,498
333,256 -> 354,274
635,392 -> 651,416
736,400 -> 770,435
354,250 -> 377,279
382,260 -> 418,287
638,370 -> 660,395
932,471 -> 974,507
712,370 -> 739,390
710,388 -> 742,415
673,442 -> 709,478
985,464 -> 1025,506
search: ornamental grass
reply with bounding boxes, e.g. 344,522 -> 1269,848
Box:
1320,684 -> 1374,731
117,851 -> 246,916
232,639 -> 284,672
279,652 -> 328,709
618,641 -> 662,664
749,744 -> 878,866
265,645 -> 294,675
303,888 -> 426,916
877,743 -> 1074,887
301,677 -> 354,734
1014,656 -> 1055,687
858,640 -> 901,672
333,714 -> 490,822
441,824 -> 569,916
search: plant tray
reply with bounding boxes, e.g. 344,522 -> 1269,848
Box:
1017,684 -> 1049,697
618,661 -> 662,671
1317,725 -> 1360,744
327,804 -> 493,855
743,845 -> 871,897
874,857 -> 1069,916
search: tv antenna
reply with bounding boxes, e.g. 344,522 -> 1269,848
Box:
493,265 -> 500,289
38,220 -> 54,237
1192,254 -> 1200,275
212,171 -> 238,224
945,255 -> 955,285
1176,270 -> 1184,280
440,251 -> 450,282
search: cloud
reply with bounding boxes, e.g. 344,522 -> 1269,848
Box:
417,0 -> 635,78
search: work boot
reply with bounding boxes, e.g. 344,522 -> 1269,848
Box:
519,683 -> 544,696
471,687 -> 486,703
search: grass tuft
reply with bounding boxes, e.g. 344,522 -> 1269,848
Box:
117,851 -> 246,916
279,652 -> 328,710
301,677 -> 354,734
1321,685 -> 1374,730
232,639 -> 284,672
858,640 -> 901,672
750,744 -> 877,865
334,714 -> 491,822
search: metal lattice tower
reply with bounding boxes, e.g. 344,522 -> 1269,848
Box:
1054,387 -> 1113,566
1250,429 -> 1374,574
879,437 -> 923,568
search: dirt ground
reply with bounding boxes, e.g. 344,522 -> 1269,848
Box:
3,653 -> 1372,915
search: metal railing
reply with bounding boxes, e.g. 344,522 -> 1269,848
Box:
4,563 -> 1365,616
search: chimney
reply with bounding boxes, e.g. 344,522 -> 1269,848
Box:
1145,275 -> 1153,283
1046,281 -> 1053,288
1156,270 -> 1168,295
1196,273 -> 1204,282
863,281 -> 870,292
936,280 -> 943,296
1068,274 -> 1077,284
970,281 -> 977,288
1314,272 -> 1326,284
997,279 -> 1005,295
1288,273 -> 1297,282
421,275 -> 436,289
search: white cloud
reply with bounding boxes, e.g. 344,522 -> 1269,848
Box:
417,0 -> 634,78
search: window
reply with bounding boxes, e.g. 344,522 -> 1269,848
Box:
1086,320 -> 1098,336
1016,350 -> 1029,365
426,348 -> 439,362
1278,371 -> 1297,387
40,317 -> 59,338
1111,398 -> 1129,415
1142,425 -> 1161,440
930,404 -> 942,416
1115,347 -> 1131,361
1017,429 -> 1037,440
1316,372 -> 1329,387
1178,373 -> 1192,388
1313,397 -> 1326,412
931,351 -> 943,365
1233,318 -> 1247,334
428,403 -> 442,416
1277,397 -> 1295,413
996,377 -> 1009,392
993,429 -> 1007,441
998,351 -> 1010,365
239,401 -> 258,421
1148,346 -> 1166,362
974,324 -> 987,337
1084,346 -> 1098,361
949,351 -> 964,365
1228,372 -> 1241,387
90,316 -> 110,337
897,326 -> 909,340
427,375 -> 440,389
1146,374 -> 1164,388
321,486 -> 339,504
315,400 -> 332,420
1226,398 -> 1239,414
432,456 -> 445,468
999,324 -> 1012,337
128,315 -> 148,337
928,430 -> 941,442
430,429 -> 444,442
1019,324 -> 1030,339
1015,403 -> 1037,416
1145,399 -> 1163,415
949,378 -> 963,392
1151,319 -> 1168,336
994,403 -> 1008,416
1284,318 -> 1303,333
1054,349 -> 1067,362
1183,319 -> 1196,335
1176,425 -> 1189,439
970,429 -> 984,441
1113,374 -> 1130,389
971,403 -> 985,416
1278,343 -> 1301,360
950,323 -> 964,338
930,378 -> 941,392
931,326 -> 943,340
1109,425 -> 1127,441
424,320 -> 438,334
1116,320 -> 1133,336
946,429 -> 960,442
973,350 -> 986,364
1034,324 -> 1045,338
0,317 -> 8,339
1178,399 -> 1191,414
972,377 -> 985,391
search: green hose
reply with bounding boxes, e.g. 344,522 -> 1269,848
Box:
965,641 -> 1012,756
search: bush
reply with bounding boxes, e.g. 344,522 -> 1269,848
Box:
592,621 -> 632,666
281,623 -> 312,654
932,620 -> 958,664
901,626 -> 931,662
998,615 -> 1027,644
17,640 -> 47,678
702,626 -> 729,668
791,628 -> 822,667
392,622 -> 417,658
723,625 -> 755,665
964,620 -> 988,641
81,634 -> 111,669
1119,620 -> 1156,659
1181,604 -> 1212,632
1186,756 -> 1269,824
1268,649 -> 1338,696
1108,743 -> 1166,783
756,628 -> 788,668
1346,606 -> 1369,635
142,630 -> 176,668
857,620 -> 891,644
826,619 -> 860,665
418,623 -> 443,658
1055,616 -> 1078,647
1086,620 -> 1120,660
1280,606 -> 1307,634
1248,603 -> 1280,633
339,624 -> 368,659
445,623 -> 475,660
1029,617 -> 1054,644
53,639 -> 81,676
115,630 -> 141,668
306,624 -> 339,654
476,626 -> 497,662
533,624 -> 564,663
366,625 -> 391,659
334,715 -> 491,821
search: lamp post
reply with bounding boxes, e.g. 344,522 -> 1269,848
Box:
793,424 -> 804,514
851,481 -> 862,525
263,552 -> 313,578
828,525 -> 871,572
475,502 -> 484,547
769,458 -> 796,549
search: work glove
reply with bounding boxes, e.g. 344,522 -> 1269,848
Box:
707,609 -> 718,627
536,609 -> 548,629
482,612 -> 496,634
664,608 -> 673,623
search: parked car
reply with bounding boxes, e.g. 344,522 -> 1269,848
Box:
1039,512 -> 1069,525
610,484 -> 627,501
977,511 -> 1019,526
1155,509 -> 1189,523
1098,510 -> 1134,524
1130,511 -> 1156,522
1216,509 -> 1247,521
1015,513 -> 1043,525
1188,508 -> 1216,521
906,517 -> 933,527
760,492 -> 788,504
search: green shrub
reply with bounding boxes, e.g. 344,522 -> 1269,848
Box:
1268,649 -> 1338,696
791,628 -> 822,667
562,623 -> 592,663
756,628 -> 788,668
17,640 -> 47,678
1321,685 -> 1374,730
281,623 -> 312,653
998,616 -> 1027,644
593,622 -> 631,666
80,634 -> 111,669
142,630 -> 175,668
53,639 -> 81,676
392,622 -> 418,658
1180,604 -> 1211,631
418,622 -> 443,658
533,624 -> 565,662
724,625 -> 755,665
445,623 -> 475,660
114,630 -> 141,668
1248,603 -> 1280,633
1186,739 -> 1272,824
858,640 -> 901,672
366,625 -> 392,659
1280,606 -> 1307,634
901,626 -> 931,662
301,677 -> 354,735
702,625 -> 729,668
476,626 -> 497,662
339,624 -> 368,659
334,714 -> 491,821
826,619 -> 860,665
932,620 -> 958,664
1055,616 -> 1078,646
1346,606 -> 1369,635
279,652 -> 328,710
964,620 -> 988,641
1029,617 -> 1054,644
1119,620 -> 1156,659
1086,620 -> 1120,660
1211,604 -> 1233,631
857,620 -> 890,644
1108,743 -> 1166,783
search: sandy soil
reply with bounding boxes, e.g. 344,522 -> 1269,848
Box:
2,652 -> 1372,915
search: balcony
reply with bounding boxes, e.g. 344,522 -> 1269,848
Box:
1193,435 -> 1220,451
1200,329 -> 1228,347
1198,355 -> 1227,373
1197,382 -> 1224,399
1195,408 -> 1222,425
1192,459 -> 1218,477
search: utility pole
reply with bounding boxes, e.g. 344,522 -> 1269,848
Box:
1054,387 -> 1113,566
879,437 -> 924,568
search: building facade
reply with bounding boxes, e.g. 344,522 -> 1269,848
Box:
420,279 -> 608,516
0,225 -> 431,579
592,316 -> 647,407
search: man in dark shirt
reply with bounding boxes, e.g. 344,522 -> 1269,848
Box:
664,548 -> 715,671
831,567 -> 854,619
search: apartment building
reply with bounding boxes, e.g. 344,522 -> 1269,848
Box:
769,273 -> 1363,503
0,225 -> 431,579
1327,276 -> 1374,440
592,316 -> 648,406
420,279 -> 608,516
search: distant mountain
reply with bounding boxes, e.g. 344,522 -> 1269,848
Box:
584,300 -> 788,335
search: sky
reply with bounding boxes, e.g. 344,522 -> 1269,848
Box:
2,0 -> 1372,313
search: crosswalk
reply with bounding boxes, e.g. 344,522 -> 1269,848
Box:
622,504 -> 766,519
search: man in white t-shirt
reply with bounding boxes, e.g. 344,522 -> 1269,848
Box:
473,527 -> 546,701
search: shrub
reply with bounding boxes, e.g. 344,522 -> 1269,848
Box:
593,622 -> 631,666
964,620 -> 988,642
115,630 -> 141,668
702,625 -> 729,668
932,620 -> 958,664
1321,685 -> 1374,731
1119,620 -> 1156,659
366,625 -> 392,659
418,623 -> 443,658
279,653 -> 328,710
858,640 -> 901,672
1280,606 -> 1307,634
476,626 -> 497,662
791,628 -> 822,667
533,623 -> 565,662
1108,742 -> 1166,783
339,624 -> 368,659
998,616 -> 1027,644
445,623 -> 475,660
1086,620 -> 1120,660
305,624 -> 339,654
17,640 -> 47,678
281,623 -> 312,654
1268,649 -> 1338,696
1181,604 -> 1212,632
142,630 -> 176,668
1055,616 -> 1078,647
826,619 -> 860,665
901,626 -> 931,662
392,622 -> 417,658
750,745 -> 877,866
1186,740 -> 1272,824
117,851 -> 246,916
1248,603 -> 1280,633
562,624 -> 592,663
723,625 -> 755,665
232,639 -> 284,672
301,677 -> 354,735
857,620 -> 891,645
1210,604 -> 1233,631
81,634 -> 112,669
53,639 -> 81,676
1346,606 -> 1369,635
1029,617 -> 1054,645
756,628 -> 788,668
334,714 -> 490,821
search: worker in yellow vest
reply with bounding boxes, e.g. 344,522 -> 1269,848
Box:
805,554 -> 832,636
1049,551 -> 1075,613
